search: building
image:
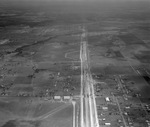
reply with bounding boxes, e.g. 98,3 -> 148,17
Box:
54,96 -> 61,100
105,97 -> 110,102
105,123 -> 111,126
102,106 -> 108,110
63,96 -> 72,101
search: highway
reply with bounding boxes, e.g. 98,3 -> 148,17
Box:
72,101 -> 76,127
80,26 -> 99,127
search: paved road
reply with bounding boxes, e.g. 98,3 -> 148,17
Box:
80,26 -> 99,127
72,101 -> 76,127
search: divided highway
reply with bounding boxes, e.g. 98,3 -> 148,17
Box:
80,26 -> 99,127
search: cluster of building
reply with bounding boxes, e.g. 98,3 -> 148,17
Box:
95,74 -> 150,127
53,95 -> 72,101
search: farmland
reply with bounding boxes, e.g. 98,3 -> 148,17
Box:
0,0 -> 150,127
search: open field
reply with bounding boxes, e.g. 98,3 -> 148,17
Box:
0,97 -> 73,127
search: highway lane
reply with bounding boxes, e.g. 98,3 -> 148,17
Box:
72,101 -> 76,127
80,31 -> 84,127
80,26 -> 99,127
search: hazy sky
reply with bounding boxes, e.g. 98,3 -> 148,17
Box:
0,0 -> 150,2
